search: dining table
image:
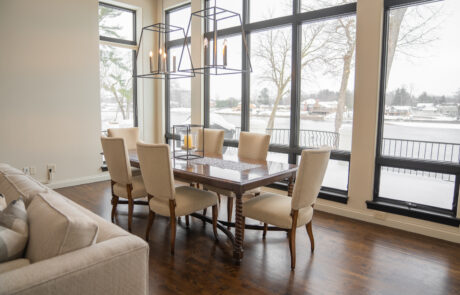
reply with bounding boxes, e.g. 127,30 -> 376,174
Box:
129,149 -> 298,263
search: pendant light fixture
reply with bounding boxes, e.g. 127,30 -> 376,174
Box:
178,0 -> 252,75
134,0 -> 194,79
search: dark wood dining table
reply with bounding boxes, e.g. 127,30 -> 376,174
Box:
128,150 -> 298,263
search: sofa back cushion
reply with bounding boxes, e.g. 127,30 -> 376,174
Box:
0,174 -> 48,206
26,191 -> 99,263
0,198 -> 28,263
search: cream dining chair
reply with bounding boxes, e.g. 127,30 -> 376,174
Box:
242,147 -> 331,270
107,127 -> 139,150
138,142 -> 219,254
205,131 -> 271,227
175,128 -> 225,225
101,136 -> 147,232
107,127 -> 141,176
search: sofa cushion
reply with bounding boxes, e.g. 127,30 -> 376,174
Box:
0,258 -> 30,274
0,198 -> 28,263
26,191 -> 99,263
0,174 -> 48,206
0,194 -> 6,211
0,164 -> 23,175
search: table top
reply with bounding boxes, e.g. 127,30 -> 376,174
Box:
129,150 -> 297,194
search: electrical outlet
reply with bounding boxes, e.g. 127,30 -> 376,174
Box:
30,166 -> 36,175
47,164 -> 56,173
374,212 -> 387,221
23,167 -> 30,174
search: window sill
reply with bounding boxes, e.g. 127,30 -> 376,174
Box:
366,200 -> 460,227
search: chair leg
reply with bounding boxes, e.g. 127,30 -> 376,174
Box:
217,193 -> 221,204
127,184 -> 134,232
263,223 -> 268,239
111,196 -> 119,223
203,208 -> 207,216
212,205 -> 218,241
289,229 -> 296,270
289,210 -> 299,270
169,200 -> 176,255
145,210 -> 155,241
306,221 -> 315,252
185,215 -> 190,227
227,197 -> 233,230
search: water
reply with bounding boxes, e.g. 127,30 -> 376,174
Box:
172,109 -> 460,149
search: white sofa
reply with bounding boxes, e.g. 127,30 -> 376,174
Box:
0,163 -> 149,295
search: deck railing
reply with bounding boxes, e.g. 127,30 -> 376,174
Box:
234,127 -> 339,148
232,128 -> 459,181
381,138 -> 460,181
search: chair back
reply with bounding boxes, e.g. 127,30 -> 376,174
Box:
196,129 -> 225,156
136,142 -> 175,201
291,148 -> 331,210
107,127 -> 139,150
238,132 -> 271,161
101,137 -> 132,185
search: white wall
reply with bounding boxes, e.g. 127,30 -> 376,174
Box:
0,0 -> 156,187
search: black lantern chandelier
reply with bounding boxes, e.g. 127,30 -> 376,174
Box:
134,23 -> 194,79
134,0 -> 194,80
178,0 -> 252,75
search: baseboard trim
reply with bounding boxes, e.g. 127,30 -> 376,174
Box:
43,172 -> 110,189
315,200 -> 460,244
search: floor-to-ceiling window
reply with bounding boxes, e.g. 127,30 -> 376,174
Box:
165,4 -> 192,133
371,0 -> 460,225
98,2 -> 137,132
166,0 -> 357,202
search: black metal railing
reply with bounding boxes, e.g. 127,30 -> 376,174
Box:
234,127 -> 340,148
381,138 -> 460,181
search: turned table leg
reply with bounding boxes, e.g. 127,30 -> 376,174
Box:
233,192 -> 244,263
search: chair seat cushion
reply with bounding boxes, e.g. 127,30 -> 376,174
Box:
243,193 -> 313,229
113,176 -> 146,199
0,258 -> 30,274
149,186 -> 218,217
0,199 -> 28,263
26,191 -> 99,263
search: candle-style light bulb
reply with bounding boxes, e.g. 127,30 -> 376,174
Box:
163,52 -> 167,73
173,55 -> 177,72
149,51 -> 153,73
203,37 -> 208,66
223,39 -> 228,68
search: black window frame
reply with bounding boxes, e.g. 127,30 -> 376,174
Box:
99,2 -> 138,129
368,0 -> 460,226
165,0 -> 358,204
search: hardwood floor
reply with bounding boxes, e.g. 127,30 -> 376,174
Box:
57,181 -> 460,295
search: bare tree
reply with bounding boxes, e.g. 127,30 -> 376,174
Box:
253,0 -> 441,137
253,24 -> 328,133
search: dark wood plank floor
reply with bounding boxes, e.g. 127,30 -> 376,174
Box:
57,181 -> 460,295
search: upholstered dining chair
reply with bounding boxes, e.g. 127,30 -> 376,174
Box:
242,147 -> 331,270
137,142 -> 219,254
101,136 -> 147,232
205,131 -> 271,227
107,127 -> 139,151
107,127 -> 141,176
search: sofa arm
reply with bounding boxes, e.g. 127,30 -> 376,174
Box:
0,235 -> 149,295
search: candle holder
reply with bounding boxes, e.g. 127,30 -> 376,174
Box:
172,124 -> 204,160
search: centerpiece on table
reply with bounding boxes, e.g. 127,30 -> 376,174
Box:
172,124 -> 204,160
